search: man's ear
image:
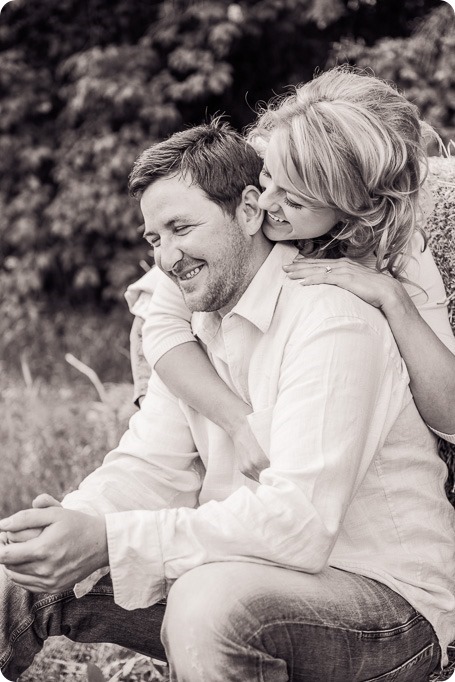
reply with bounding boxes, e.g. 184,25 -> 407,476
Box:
237,185 -> 264,236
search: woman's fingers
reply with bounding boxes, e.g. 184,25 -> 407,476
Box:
283,262 -> 346,280
283,258 -> 392,309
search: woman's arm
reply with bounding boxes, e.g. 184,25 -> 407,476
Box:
378,280 -> 455,439
283,249 -> 455,439
139,270 -> 269,479
155,343 -> 269,480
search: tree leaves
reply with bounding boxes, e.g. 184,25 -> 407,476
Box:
0,0 -> 444,338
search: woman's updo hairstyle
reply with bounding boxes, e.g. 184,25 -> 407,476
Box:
248,66 -> 435,277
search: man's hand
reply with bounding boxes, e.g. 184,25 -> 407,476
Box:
5,494 -> 61,544
0,505 -> 108,593
230,416 -> 269,482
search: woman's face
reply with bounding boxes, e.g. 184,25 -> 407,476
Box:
257,135 -> 341,242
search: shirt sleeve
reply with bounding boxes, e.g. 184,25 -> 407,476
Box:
102,313 -> 409,610
129,315 -> 151,406
62,372 -> 203,518
124,267 -> 161,317
403,233 -> 455,354
141,269 -> 196,369
62,372 -> 203,603
429,428 -> 455,444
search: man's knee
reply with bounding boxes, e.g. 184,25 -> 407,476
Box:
163,564 -> 248,648
162,561 -> 317,651
162,563 -> 275,681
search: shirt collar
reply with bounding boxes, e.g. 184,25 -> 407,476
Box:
192,243 -> 299,344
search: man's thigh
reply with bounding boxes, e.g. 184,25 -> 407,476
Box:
0,572 -> 166,681
164,562 -> 440,682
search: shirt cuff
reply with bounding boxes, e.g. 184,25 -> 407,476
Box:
429,426 -> 455,444
105,511 -> 167,610
144,334 -> 197,369
73,567 -> 110,598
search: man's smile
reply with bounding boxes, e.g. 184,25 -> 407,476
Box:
173,263 -> 206,284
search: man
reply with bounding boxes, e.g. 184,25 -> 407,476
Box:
1,122 -> 454,681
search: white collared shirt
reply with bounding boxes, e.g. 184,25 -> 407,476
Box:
64,243 -> 455,664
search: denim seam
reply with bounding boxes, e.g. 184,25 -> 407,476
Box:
245,613 -> 424,646
0,587 -> 114,670
362,642 -> 434,681
0,590 -> 74,669
247,621 -> 434,682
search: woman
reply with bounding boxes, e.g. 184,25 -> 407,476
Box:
128,66 -> 455,480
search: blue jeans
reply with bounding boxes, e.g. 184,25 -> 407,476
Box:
0,563 -> 440,681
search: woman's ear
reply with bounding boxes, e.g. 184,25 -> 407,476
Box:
237,185 -> 264,235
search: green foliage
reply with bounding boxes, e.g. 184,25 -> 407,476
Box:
0,0 -> 445,346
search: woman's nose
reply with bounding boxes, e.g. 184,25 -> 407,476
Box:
258,187 -> 280,213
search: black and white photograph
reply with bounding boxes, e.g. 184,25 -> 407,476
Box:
0,0 -> 454,680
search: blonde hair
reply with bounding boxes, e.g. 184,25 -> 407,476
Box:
248,66 -> 434,278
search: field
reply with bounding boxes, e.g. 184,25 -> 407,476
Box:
0,307 -> 169,681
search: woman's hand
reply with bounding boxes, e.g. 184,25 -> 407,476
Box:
228,416 -> 270,483
283,256 -> 402,312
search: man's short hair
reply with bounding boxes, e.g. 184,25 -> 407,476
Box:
128,119 -> 263,217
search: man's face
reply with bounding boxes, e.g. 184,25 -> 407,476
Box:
141,174 -> 257,314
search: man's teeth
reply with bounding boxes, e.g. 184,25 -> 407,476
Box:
268,212 -> 286,223
182,267 -> 201,280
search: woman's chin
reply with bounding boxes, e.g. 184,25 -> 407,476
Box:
263,220 -> 294,241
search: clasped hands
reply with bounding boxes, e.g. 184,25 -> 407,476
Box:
0,494 -> 108,593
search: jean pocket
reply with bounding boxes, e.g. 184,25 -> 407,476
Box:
363,643 -> 435,682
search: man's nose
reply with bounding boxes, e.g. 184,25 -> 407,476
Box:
159,238 -> 183,273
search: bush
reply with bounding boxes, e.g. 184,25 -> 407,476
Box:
0,0 -> 444,343
329,4 -> 455,150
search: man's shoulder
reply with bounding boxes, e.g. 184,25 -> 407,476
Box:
277,278 -> 389,337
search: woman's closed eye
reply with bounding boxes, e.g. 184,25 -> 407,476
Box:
259,167 -> 272,189
284,196 -> 303,210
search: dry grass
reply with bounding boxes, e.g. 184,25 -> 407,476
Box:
0,375 -> 135,519
0,309 -> 169,681
18,641 -> 168,682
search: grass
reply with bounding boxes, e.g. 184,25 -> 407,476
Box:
0,306 -> 169,681
3,297 -> 453,681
